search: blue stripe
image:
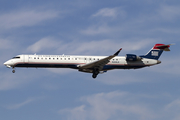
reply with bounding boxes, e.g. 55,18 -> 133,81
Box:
15,63 -> 78,69
15,63 -> 146,70
102,65 -> 145,70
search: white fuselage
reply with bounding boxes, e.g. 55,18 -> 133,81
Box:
3,43 -> 170,78
4,54 -> 160,72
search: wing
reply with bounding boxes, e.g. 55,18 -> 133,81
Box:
78,48 -> 122,72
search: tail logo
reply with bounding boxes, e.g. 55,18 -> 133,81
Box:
140,43 -> 171,60
151,51 -> 159,56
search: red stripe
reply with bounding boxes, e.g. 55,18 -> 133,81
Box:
13,62 -> 152,67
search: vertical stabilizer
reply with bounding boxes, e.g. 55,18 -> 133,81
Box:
140,44 -> 171,60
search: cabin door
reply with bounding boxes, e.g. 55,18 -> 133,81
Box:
24,55 -> 29,63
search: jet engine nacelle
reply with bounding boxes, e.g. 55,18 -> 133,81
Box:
126,54 -> 142,61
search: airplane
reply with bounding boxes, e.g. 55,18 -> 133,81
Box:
4,43 -> 171,78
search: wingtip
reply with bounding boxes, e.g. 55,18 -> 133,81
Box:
114,48 -> 122,56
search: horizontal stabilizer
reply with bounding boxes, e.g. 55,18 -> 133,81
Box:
153,44 -> 172,51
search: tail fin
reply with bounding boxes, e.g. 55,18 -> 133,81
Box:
140,44 -> 171,60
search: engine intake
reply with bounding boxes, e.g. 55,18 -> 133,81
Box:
126,54 -> 142,61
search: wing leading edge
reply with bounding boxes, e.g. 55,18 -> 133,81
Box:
79,48 -> 122,78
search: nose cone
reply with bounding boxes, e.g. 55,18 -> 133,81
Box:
4,60 -> 12,68
4,61 -> 8,65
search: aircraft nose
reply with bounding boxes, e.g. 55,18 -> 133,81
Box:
4,60 -> 12,68
4,61 -> 8,65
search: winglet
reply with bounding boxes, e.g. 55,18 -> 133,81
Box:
114,48 -> 122,56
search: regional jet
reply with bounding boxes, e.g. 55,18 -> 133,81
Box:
4,44 -> 171,78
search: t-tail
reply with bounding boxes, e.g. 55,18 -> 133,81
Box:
140,44 -> 171,60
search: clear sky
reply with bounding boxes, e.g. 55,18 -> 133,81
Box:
0,0 -> 180,120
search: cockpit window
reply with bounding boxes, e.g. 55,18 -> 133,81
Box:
12,56 -> 20,59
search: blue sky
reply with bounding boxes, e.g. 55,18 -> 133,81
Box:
0,0 -> 180,120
